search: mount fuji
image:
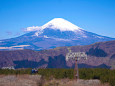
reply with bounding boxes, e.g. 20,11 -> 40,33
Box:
0,18 -> 114,50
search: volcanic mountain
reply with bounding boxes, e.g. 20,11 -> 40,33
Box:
0,18 -> 114,50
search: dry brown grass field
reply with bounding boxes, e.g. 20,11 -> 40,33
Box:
0,75 -> 109,86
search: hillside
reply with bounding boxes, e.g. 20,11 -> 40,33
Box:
0,40 -> 115,69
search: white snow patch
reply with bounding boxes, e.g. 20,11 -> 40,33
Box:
34,32 -> 39,36
32,29 -> 43,36
44,35 -> 49,38
55,38 -> 71,41
41,18 -> 82,31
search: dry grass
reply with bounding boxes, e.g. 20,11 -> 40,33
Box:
0,75 -> 109,86
44,79 -> 109,86
0,75 -> 41,86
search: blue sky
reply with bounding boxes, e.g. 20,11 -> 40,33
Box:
0,0 -> 115,40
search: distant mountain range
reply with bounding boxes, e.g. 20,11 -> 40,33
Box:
0,40 -> 115,69
0,18 -> 114,50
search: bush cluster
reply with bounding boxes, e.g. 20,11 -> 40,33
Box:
79,68 -> 115,86
38,68 -> 74,79
38,68 -> 115,86
0,68 -> 31,75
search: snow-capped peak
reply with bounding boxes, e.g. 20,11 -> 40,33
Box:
41,18 -> 82,31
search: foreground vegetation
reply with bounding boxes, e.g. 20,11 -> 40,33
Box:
0,68 -> 115,86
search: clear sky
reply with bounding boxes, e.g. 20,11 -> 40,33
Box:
0,0 -> 115,40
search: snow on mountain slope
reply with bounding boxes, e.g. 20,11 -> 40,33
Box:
31,18 -> 85,38
26,18 -> 82,32
41,18 -> 82,31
